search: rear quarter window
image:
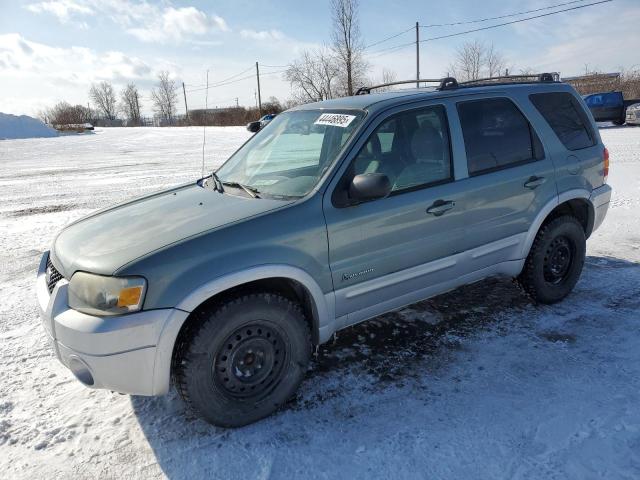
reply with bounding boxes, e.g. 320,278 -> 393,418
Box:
529,92 -> 596,151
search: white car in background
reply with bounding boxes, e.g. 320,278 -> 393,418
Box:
626,103 -> 640,125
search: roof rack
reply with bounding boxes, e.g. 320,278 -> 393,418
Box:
354,73 -> 560,95
355,77 -> 459,95
459,72 -> 560,86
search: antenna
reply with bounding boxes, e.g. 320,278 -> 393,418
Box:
201,69 -> 208,179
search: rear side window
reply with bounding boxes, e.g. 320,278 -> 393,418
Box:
457,98 -> 543,176
530,92 -> 595,151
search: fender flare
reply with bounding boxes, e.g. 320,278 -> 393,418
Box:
151,265 -> 334,395
519,189 -> 594,260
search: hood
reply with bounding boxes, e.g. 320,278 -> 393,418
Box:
52,182 -> 291,277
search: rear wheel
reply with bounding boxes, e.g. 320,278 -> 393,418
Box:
518,215 -> 586,304
173,293 -> 311,427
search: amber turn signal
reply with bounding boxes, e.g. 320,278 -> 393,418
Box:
117,286 -> 144,308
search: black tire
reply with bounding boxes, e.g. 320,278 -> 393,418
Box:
518,215 -> 586,304
173,293 -> 311,427
612,118 -> 625,126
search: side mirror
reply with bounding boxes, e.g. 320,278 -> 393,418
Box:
349,173 -> 391,202
246,121 -> 261,133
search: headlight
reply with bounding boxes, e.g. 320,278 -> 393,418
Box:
68,272 -> 146,316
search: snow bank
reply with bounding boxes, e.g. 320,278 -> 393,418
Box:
0,112 -> 58,140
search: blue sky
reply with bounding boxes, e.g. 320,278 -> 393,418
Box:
1,0 -> 638,116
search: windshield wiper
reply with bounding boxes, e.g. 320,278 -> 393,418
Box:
210,171 -> 224,193
221,181 -> 261,198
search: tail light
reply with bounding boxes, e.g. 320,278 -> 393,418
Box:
603,146 -> 609,183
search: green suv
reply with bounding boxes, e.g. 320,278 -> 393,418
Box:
37,75 -> 612,427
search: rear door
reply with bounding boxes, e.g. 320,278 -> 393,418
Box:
447,94 -> 558,270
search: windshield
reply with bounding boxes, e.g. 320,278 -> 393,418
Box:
216,109 -> 365,198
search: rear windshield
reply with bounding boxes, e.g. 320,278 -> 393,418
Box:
529,92 -> 596,151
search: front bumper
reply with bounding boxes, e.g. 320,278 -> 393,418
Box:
590,183 -> 612,234
37,252 -> 188,395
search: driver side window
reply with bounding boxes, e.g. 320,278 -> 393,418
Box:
351,105 -> 452,193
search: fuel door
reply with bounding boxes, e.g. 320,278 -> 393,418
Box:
565,154 -> 580,175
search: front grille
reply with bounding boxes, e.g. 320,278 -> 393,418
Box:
46,257 -> 63,294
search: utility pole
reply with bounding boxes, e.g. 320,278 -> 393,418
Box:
182,82 -> 189,123
416,22 -> 420,88
134,94 -> 141,126
256,61 -> 262,117
235,97 -> 239,108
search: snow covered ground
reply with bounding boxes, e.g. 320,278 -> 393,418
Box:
0,126 -> 639,479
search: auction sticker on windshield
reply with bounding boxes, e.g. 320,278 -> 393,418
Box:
314,113 -> 357,128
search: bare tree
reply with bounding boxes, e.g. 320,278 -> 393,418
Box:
189,104 -> 285,126
448,40 -> 507,82
331,0 -> 368,96
565,69 -> 640,98
285,48 -> 340,103
151,71 -> 178,124
448,40 -> 483,82
89,81 -> 118,120
373,68 -> 397,92
282,98 -> 303,110
263,96 -> 282,113
486,43 -> 506,78
620,67 -> 640,98
382,68 -> 397,84
41,101 -> 95,125
518,67 -> 537,76
119,83 -> 142,126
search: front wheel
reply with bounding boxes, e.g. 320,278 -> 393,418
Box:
173,293 -> 311,427
518,216 -> 586,304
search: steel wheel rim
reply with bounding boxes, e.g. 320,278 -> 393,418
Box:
213,322 -> 286,399
544,235 -> 573,284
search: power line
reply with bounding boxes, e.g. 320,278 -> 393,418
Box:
366,40 -> 414,57
366,0 -> 613,58
364,26 -> 414,50
260,64 -> 289,68
185,69 -> 288,94
185,65 -> 254,89
364,0 -> 596,55
186,73 -> 255,93
420,0 -> 612,42
419,0 -> 590,28
262,69 -> 288,76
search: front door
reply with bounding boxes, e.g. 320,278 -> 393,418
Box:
323,103 -> 465,325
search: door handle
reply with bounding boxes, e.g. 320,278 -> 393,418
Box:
427,200 -> 455,216
524,176 -> 546,189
